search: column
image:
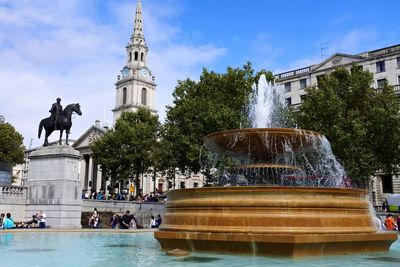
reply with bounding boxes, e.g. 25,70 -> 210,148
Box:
88,156 -> 93,192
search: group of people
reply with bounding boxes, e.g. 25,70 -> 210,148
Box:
82,190 -> 166,203
149,215 -> 162,228
0,211 -> 46,229
108,210 -> 162,230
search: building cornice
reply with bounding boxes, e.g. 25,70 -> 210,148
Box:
112,103 -> 157,113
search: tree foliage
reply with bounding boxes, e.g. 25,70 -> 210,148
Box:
297,65 -> 400,187
90,108 -> 160,195
162,62 -> 270,177
0,122 -> 25,166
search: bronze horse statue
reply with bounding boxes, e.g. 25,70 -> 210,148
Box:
38,103 -> 82,146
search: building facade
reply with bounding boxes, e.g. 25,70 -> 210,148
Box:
275,44 -> 400,205
112,0 -> 157,123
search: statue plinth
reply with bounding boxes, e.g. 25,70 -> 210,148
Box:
26,145 -> 82,228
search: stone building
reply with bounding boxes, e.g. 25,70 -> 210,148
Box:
274,44 -> 400,205
71,0 -> 203,197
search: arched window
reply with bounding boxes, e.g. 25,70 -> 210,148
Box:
129,52 -> 132,61
134,51 -> 139,61
141,52 -> 144,61
141,88 -> 147,105
122,87 -> 127,105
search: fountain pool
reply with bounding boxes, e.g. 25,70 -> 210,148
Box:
1,231 -> 400,267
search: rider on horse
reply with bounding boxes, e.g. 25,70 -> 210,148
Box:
49,97 -> 63,130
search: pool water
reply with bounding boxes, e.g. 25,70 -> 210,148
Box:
1,232 -> 400,267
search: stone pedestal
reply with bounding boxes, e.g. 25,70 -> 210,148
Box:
26,145 -> 82,228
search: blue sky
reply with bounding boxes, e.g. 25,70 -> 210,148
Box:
0,0 -> 399,148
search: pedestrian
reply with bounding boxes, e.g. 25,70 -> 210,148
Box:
38,210 -> 47,228
385,214 -> 396,231
2,213 -> 15,229
155,214 -> 162,228
110,214 -> 119,229
89,208 -> 100,228
129,214 -> 137,229
382,199 -> 388,212
120,210 -> 131,229
0,213 -> 4,229
397,216 -> 400,232
149,215 -> 157,228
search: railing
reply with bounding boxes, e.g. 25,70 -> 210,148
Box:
275,67 -> 311,80
368,45 -> 400,57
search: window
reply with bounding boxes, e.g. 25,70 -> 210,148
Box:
300,94 -> 307,102
141,88 -> 147,105
300,79 -> 307,89
285,97 -> 291,106
129,52 -> 132,62
193,183 -> 198,188
134,51 -> 139,61
376,61 -> 386,73
284,82 -> 291,93
122,87 -> 127,105
180,181 -> 186,189
398,75 -> 400,85
397,57 -> 400,69
141,52 -> 144,61
381,175 -> 393,194
377,78 -> 387,88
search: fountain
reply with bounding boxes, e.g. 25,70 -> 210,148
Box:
155,75 -> 397,257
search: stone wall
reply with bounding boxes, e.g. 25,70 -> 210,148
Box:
0,186 -> 27,222
82,199 -> 165,228
0,188 -> 165,228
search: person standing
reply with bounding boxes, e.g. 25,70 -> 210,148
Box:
120,210 -> 131,229
2,213 -> 15,229
38,211 -> 47,228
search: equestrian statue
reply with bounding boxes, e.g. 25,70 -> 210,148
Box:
38,97 -> 82,146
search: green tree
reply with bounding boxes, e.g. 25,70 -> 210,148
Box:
0,122 -> 25,166
163,62 -> 270,179
297,65 -> 400,188
91,108 -> 160,195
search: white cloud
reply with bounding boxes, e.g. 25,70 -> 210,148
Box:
326,29 -> 378,55
0,0 -> 225,148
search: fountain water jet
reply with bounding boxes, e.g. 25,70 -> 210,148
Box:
155,74 -> 397,257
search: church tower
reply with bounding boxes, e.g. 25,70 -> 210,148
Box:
113,0 -> 157,123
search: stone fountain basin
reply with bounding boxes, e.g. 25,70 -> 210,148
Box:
155,186 -> 397,257
203,128 -> 323,163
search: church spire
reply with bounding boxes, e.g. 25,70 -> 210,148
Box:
130,0 -> 146,46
